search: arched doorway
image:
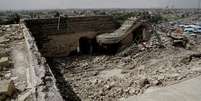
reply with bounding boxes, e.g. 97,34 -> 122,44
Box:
79,37 -> 94,54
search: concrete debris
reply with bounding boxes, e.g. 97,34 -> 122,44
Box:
4,72 -> 11,79
52,41 -> 201,100
0,25 -> 23,101
0,38 -> 10,44
0,50 -> 8,58
0,80 -> 17,101
138,78 -> 150,88
0,57 -> 10,71
48,15 -> 201,101
1,13 -> 201,101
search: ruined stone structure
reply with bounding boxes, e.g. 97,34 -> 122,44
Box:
97,17 -> 152,50
2,12 -> 201,101
0,24 -> 64,101
21,24 -> 64,101
25,16 -> 116,57
19,16 -> 151,100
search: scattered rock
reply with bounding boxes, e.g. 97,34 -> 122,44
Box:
105,82 -> 115,90
180,57 -> 191,65
10,77 -> 18,82
0,51 -> 8,58
4,72 -> 11,79
91,79 -> 98,85
0,80 -> 17,100
139,78 -> 150,88
128,88 -> 136,94
172,40 -> 186,48
158,75 -> 166,80
6,28 -> 11,31
48,18 -> 201,101
0,57 -> 10,71
177,76 -> 184,80
151,80 -> 162,86
0,38 -> 10,44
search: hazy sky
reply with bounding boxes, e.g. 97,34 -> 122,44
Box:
0,0 -> 200,10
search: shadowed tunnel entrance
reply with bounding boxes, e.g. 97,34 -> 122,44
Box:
79,37 -> 93,54
78,37 -> 113,55
132,25 -> 144,44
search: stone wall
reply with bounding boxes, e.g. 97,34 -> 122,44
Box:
25,16 -> 116,57
21,23 -> 64,101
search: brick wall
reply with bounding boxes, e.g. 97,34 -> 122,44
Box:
24,16 -> 116,57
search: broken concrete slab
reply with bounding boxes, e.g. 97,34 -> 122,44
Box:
0,57 -> 9,66
0,80 -> 17,100
0,38 -> 10,45
0,51 -> 8,59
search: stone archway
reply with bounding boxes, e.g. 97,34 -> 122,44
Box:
79,37 -> 93,54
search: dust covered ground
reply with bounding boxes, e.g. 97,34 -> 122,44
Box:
48,29 -> 201,101
0,24 -> 26,101
48,14 -> 201,100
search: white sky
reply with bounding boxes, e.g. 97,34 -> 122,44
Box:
0,0 -> 200,10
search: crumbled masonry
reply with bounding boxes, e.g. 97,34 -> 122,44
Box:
1,15 -> 201,101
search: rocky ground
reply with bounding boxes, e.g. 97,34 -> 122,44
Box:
50,25 -> 201,101
0,24 -> 25,101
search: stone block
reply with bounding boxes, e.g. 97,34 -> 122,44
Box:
0,57 -> 10,71
0,80 -> 17,100
0,38 -> 10,44
0,52 -> 8,58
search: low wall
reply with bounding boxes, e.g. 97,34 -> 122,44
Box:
21,23 -> 64,101
25,16 -> 116,57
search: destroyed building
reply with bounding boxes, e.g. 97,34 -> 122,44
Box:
24,16 -> 116,57
1,14 -> 201,101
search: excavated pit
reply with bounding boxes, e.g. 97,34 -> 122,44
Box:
24,17 -> 168,101
24,16 -> 201,101
24,16 -> 123,100
23,16 -> 148,101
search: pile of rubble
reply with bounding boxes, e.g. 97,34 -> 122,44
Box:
50,20 -> 201,100
0,25 -> 24,101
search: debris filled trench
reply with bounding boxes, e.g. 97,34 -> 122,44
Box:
47,36 -> 201,101
2,16 -> 201,101
28,18 -> 201,101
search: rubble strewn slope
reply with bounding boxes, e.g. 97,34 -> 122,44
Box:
0,24 -> 24,101
50,27 -> 201,100
0,24 -> 64,101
